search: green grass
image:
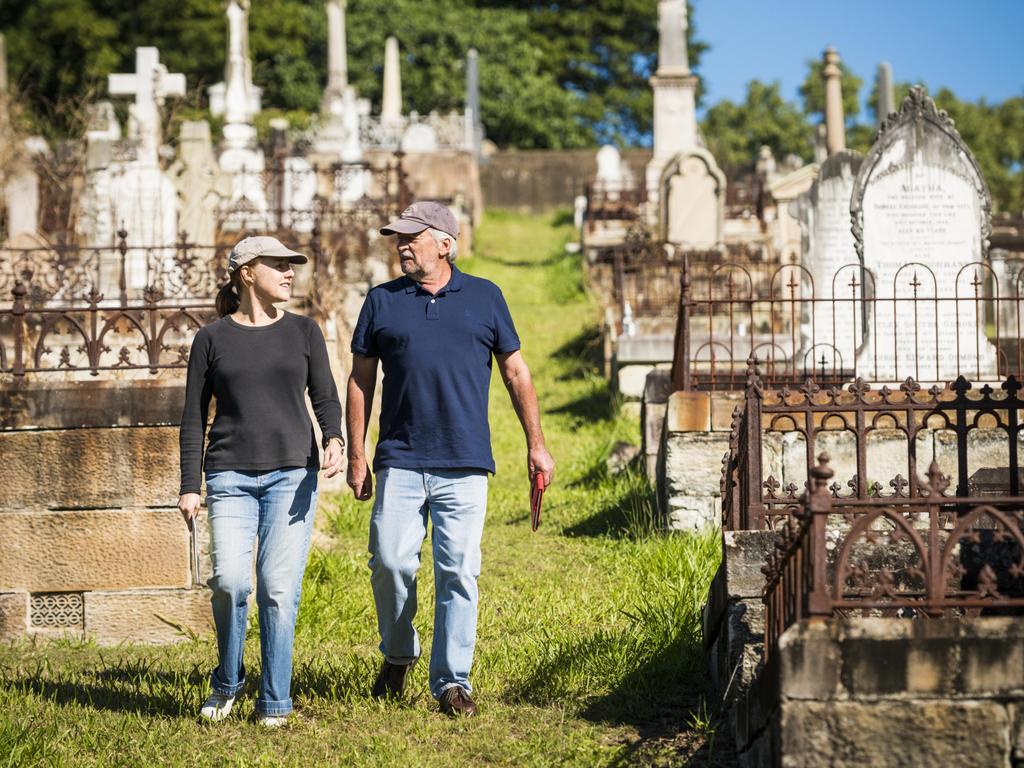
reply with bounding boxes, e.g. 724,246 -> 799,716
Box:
0,211 -> 723,767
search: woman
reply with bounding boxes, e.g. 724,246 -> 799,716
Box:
178,235 -> 344,727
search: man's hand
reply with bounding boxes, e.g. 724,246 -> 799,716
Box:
347,456 -> 374,500
323,437 -> 345,478
178,492 -> 202,525
528,445 -> 555,487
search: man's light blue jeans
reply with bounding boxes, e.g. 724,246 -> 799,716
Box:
205,467 -> 317,717
368,467 -> 488,698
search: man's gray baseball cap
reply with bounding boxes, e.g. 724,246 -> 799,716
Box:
380,201 -> 460,239
227,236 -> 307,275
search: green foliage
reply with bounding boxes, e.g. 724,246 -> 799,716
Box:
798,56 -> 863,125
1,0 -> 708,149
933,88 -> 1024,213
701,80 -> 813,172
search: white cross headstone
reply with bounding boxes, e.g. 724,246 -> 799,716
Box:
108,47 -> 185,165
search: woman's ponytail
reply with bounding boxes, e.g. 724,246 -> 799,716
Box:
215,275 -> 241,317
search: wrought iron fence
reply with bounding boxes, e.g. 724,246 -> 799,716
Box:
584,182 -> 646,233
0,280 -> 216,377
721,363 -> 1024,531
762,452 -> 1024,662
670,255 -> 1024,391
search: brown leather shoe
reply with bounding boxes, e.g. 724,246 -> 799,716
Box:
438,685 -> 478,717
371,659 -> 417,700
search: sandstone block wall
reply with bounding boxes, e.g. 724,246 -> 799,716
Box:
735,618 -> 1024,768
0,380 -> 212,645
655,389 -> 739,530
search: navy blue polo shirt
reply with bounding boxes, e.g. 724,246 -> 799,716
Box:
351,265 -> 521,473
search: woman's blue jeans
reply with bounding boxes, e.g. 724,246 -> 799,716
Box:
368,467 -> 488,699
205,467 -> 317,716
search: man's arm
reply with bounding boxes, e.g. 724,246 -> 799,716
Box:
496,350 -> 555,485
346,353 -> 379,499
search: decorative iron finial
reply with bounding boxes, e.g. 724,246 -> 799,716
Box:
921,461 -> 950,498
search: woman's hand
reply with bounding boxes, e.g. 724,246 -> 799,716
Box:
178,492 -> 202,525
323,436 -> 345,478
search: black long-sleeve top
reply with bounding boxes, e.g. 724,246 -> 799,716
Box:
179,312 -> 344,494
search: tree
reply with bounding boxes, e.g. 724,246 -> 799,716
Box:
701,80 -> 812,172
0,0 -> 708,149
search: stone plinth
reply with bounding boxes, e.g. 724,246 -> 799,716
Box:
735,618 -> 1024,767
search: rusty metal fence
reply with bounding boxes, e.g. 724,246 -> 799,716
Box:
584,182 -> 646,234
763,453 -> 1024,662
670,255 -> 1024,391
716,364 -> 1024,659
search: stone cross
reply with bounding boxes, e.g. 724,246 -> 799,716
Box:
382,36 -> 402,123
657,0 -> 689,76
876,61 -> 895,125
822,47 -> 845,155
108,47 -> 186,164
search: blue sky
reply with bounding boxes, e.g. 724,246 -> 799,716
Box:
694,0 -> 1024,119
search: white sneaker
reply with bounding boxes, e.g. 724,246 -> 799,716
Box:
257,715 -> 288,728
199,692 -> 236,722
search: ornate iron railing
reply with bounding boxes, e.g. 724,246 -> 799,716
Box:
0,281 -> 215,377
720,364 -> 1024,531
763,453 -> 1024,662
670,255 -> 1024,391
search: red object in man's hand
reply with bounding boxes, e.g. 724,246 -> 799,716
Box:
531,473 -> 546,532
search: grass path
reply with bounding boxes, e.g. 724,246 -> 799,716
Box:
0,212 -> 722,767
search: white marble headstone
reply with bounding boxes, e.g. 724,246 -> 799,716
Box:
851,87 -> 996,382
794,150 -> 863,375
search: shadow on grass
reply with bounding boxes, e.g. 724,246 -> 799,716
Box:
563,473 -> 654,539
551,325 -> 604,382
6,663 -> 208,717
510,632 -> 735,767
546,387 -> 616,424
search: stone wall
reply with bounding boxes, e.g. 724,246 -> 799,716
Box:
654,388 -> 742,530
735,618 -> 1024,767
481,149 -> 652,213
0,379 -> 212,644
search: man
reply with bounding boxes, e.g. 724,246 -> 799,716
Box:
346,201 -> 555,717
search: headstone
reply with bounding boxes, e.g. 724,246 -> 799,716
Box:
465,48 -> 483,156
823,47 -> 846,156
209,0 -> 262,122
322,0 -> 349,114
108,47 -> 185,164
660,149 -> 725,248
401,119 -> 438,153
3,140 -> 47,245
596,145 -> 623,197
877,62 -> 895,126
382,37 -> 402,124
105,48 -> 183,290
171,121 -> 220,245
645,0 -> 700,211
851,86 -> 996,381
0,31 -> 7,95
573,194 -> 587,230
794,150 -> 864,374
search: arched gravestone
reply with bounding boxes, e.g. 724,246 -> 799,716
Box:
659,148 -> 725,249
851,86 -> 996,382
793,150 -> 864,375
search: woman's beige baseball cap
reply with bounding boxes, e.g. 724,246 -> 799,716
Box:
228,236 -> 307,275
